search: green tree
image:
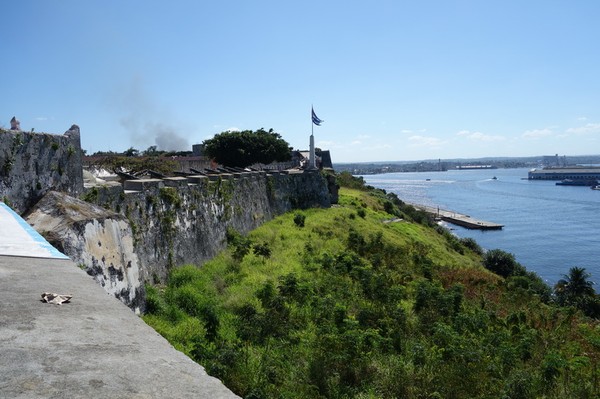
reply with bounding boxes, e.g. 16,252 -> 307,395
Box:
483,249 -> 525,278
202,128 -> 291,167
144,145 -> 159,156
554,267 -> 595,306
123,147 -> 139,157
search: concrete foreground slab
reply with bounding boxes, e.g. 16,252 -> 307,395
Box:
0,256 -> 239,399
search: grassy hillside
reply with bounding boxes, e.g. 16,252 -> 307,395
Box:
143,183 -> 600,398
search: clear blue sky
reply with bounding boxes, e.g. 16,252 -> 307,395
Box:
2,1 -> 600,162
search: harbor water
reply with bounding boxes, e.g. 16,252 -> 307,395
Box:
362,168 -> 600,287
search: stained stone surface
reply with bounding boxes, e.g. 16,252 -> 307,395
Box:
0,255 -> 239,399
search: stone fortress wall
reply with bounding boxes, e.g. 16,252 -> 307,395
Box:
1,128 -> 336,312
0,125 -> 84,214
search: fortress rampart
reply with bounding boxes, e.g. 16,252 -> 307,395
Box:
84,169 -> 335,289
1,128 -> 336,311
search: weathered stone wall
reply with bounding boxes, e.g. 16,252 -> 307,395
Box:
89,170 -> 334,284
0,126 -> 84,214
0,124 -> 336,310
25,191 -> 144,313
27,170 -> 333,310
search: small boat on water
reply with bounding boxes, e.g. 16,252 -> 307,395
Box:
556,179 -> 599,186
592,185 -> 600,190
492,176 -> 497,180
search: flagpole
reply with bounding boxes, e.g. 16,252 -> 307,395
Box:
310,106 -> 316,169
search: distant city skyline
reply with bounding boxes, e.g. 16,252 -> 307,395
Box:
2,1 -> 600,162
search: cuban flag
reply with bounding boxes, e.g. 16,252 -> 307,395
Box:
312,107 -> 323,126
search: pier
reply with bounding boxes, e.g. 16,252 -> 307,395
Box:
413,204 -> 504,230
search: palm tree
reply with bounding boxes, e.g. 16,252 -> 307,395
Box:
554,267 -> 595,306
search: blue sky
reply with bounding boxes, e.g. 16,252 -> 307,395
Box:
2,1 -> 600,163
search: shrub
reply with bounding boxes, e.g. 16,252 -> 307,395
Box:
172,285 -> 205,317
383,200 -> 397,216
293,213 -> 306,227
145,285 -> 165,315
253,242 -> 272,259
226,228 -> 251,261
168,265 -> 202,288
460,237 -> 484,256
336,171 -> 367,190
357,208 -> 366,219
483,249 -> 525,278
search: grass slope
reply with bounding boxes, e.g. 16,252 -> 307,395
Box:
144,186 -> 600,399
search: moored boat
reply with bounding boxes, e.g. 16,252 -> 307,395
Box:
556,179 -> 599,186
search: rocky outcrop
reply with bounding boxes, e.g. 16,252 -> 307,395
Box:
25,191 -> 144,313
0,126 -> 84,214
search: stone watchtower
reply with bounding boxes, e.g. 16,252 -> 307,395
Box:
0,124 -> 84,214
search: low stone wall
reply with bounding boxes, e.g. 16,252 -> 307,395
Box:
0,126 -> 84,214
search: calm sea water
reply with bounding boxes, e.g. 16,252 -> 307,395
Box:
362,168 -> 600,287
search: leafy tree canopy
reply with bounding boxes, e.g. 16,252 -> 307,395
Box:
483,248 -> 525,278
555,267 -> 595,299
202,128 -> 291,168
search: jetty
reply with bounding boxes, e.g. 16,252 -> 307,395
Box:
413,204 -> 504,230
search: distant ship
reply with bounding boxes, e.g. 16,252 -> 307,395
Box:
455,165 -> 498,170
529,166 -> 600,181
555,179 -> 599,186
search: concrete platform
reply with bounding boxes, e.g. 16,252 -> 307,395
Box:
0,256 -> 238,398
414,204 -> 504,230
0,203 -> 238,398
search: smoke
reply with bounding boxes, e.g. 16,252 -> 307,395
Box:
116,76 -> 190,152
152,123 -> 190,151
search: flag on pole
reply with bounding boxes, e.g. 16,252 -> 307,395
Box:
312,107 -> 323,126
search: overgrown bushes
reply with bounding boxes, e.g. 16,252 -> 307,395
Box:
143,187 -> 600,398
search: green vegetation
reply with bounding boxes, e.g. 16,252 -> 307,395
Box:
1,132 -> 23,175
293,213 -> 306,228
144,180 -> 600,398
555,267 -> 600,318
202,128 -> 291,167
159,187 -> 182,208
81,187 -> 99,203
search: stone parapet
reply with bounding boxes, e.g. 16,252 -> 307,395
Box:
124,178 -> 165,191
163,176 -> 190,187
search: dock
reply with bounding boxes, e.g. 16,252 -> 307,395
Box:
413,204 -> 504,230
